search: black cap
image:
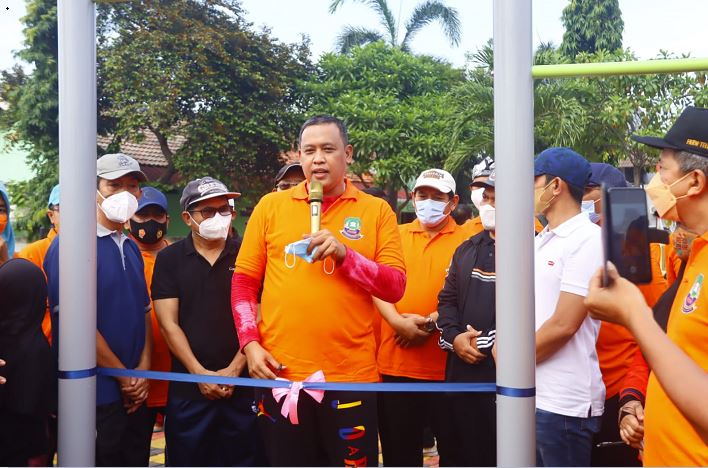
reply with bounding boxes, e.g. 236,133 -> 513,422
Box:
180,177 -> 240,211
632,107 -> 708,158
275,162 -> 305,183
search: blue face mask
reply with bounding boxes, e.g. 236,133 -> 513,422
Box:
284,238 -> 318,268
415,199 -> 449,227
581,199 -> 600,224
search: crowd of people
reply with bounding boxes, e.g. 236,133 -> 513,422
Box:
0,108 -> 707,467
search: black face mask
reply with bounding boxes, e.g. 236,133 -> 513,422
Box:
129,219 -> 167,244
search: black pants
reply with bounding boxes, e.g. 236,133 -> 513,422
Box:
255,387 -> 377,467
165,395 -> 265,467
378,375 -> 450,467
0,410 -> 50,466
591,394 -> 641,467
437,392 -> 497,467
96,401 -> 153,467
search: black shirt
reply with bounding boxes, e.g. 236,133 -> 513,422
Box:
152,233 -> 242,400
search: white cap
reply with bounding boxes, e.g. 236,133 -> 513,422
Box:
97,153 -> 147,182
413,168 -> 456,194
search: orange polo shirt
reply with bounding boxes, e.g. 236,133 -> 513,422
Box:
643,232 -> 708,466
16,228 -> 57,342
139,244 -> 172,408
235,179 -> 405,382
377,217 -> 469,381
596,242 -> 668,398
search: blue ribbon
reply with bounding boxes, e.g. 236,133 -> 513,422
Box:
96,368 -> 533,396
58,368 -> 97,379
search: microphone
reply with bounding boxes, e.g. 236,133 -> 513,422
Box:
308,181 -> 323,233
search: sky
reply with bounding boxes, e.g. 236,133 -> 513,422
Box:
1,0 -> 708,72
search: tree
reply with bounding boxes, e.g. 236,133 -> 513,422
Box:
329,0 -> 461,54
560,0 -> 624,58
0,0 -> 59,237
97,0 -> 313,204
302,42 -> 464,209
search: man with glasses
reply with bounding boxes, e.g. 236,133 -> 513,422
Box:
152,177 -> 264,466
274,161 -> 306,191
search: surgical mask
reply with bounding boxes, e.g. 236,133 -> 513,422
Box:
533,179 -> 556,216
478,204 -> 495,231
191,212 -> 231,240
0,213 -> 7,235
98,190 -> 138,223
470,188 -> 484,211
129,219 -> 167,244
582,199 -> 600,224
284,238 -> 318,266
645,172 -> 692,222
673,224 -> 698,261
415,199 -> 449,227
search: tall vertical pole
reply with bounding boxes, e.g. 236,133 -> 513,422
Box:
57,0 -> 97,465
494,0 -> 536,466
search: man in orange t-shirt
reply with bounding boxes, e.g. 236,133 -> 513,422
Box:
232,115 -> 406,467
16,184 -> 60,342
376,168 -> 468,466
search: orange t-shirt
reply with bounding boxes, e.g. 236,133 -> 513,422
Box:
377,218 -> 469,381
643,232 -> 708,466
235,179 -> 405,382
16,229 -> 57,342
140,245 -> 172,408
597,242 -> 668,398
461,216 -> 483,238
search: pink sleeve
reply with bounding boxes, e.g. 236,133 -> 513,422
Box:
231,272 -> 261,352
338,247 -> 406,303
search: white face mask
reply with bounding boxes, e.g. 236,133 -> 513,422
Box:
97,190 -> 138,224
478,204 -> 495,231
191,212 -> 232,240
470,187 -> 485,211
415,199 -> 449,227
581,199 -> 600,224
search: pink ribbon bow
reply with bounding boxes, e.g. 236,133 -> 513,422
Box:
272,370 -> 325,424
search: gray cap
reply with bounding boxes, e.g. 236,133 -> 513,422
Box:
180,176 -> 240,211
97,153 -> 147,182
471,156 -> 495,180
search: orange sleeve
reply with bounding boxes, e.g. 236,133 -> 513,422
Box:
665,239 -> 682,285
234,197 -> 268,280
619,348 -> 650,405
16,242 -> 43,270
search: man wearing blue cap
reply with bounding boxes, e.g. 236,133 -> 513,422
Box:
533,147 -> 605,467
125,186 -> 171,464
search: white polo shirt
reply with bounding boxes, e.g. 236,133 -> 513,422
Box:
535,212 -> 605,418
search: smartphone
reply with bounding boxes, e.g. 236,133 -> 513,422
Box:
602,186 -> 652,285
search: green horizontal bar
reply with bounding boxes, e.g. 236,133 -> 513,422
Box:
532,57 -> 708,79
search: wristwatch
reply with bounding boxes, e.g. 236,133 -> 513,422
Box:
423,317 -> 437,333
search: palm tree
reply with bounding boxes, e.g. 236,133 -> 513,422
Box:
329,0 -> 461,53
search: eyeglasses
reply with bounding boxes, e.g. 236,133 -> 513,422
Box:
188,204 -> 233,219
276,181 -> 300,191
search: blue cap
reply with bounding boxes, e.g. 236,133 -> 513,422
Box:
534,147 -> 591,190
588,163 -> 628,188
137,186 -> 168,212
47,184 -> 60,208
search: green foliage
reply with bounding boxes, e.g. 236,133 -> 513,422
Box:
96,0 -> 313,207
560,0 -> 624,58
330,0 -> 460,53
302,42 -> 463,203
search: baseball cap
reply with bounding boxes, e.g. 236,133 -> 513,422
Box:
47,184 -> 60,208
275,162 -> 305,183
534,147 -> 591,190
137,186 -> 168,212
588,163 -> 628,188
631,107 -> 708,158
471,169 -> 496,189
97,153 -> 147,182
413,169 -> 456,194
471,156 -> 495,180
180,176 -> 240,211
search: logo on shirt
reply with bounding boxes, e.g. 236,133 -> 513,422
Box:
340,217 -> 363,240
681,273 -> 703,314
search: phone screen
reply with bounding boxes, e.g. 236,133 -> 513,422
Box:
602,187 -> 652,284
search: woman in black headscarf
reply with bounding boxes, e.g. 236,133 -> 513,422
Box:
0,258 -> 57,466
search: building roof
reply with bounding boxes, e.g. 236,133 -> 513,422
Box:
97,132 -> 186,168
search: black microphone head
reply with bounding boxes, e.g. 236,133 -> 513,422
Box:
309,181 -> 324,203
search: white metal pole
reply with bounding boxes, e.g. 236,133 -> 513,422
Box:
57,0 -> 97,465
493,0 -> 536,466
